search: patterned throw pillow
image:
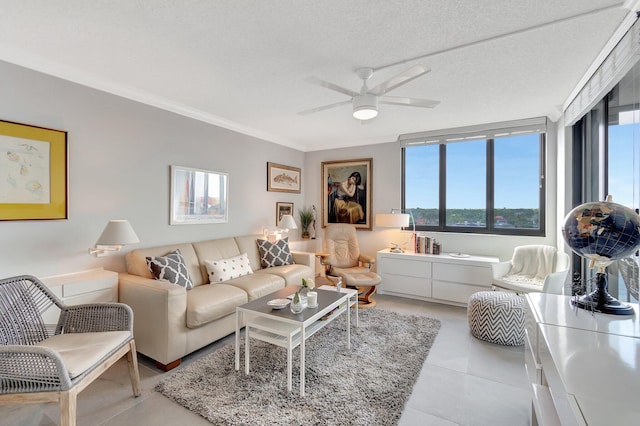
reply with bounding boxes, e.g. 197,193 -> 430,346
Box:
256,237 -> 294,268
146,249 -> 194,290
205,252 -> 253,283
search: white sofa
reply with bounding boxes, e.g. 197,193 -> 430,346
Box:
118,235 -> 314,370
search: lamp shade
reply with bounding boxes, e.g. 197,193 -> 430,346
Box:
279,214 -> 298,230
96,220 -> 140,245
375,213 -> 410,228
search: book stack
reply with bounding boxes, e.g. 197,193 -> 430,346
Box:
415,234 -> 441,254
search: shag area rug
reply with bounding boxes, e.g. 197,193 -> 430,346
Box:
156,309 -> 441,425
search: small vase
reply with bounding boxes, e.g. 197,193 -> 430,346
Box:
290,296 -> 304,314
299,286 -> 309,300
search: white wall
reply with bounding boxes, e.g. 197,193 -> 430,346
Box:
0,59 -> 561,279
0,61 -> 305,277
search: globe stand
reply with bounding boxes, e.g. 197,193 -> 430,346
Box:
572,272 -> 634,315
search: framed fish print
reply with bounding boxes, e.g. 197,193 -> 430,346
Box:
267,162 -> 301,193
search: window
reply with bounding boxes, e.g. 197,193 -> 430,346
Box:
401,118 -> 546,236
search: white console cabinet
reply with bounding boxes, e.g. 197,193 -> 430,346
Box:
376,249 -> 498,306
525,293 -> 640,425
40,268 -> 119,324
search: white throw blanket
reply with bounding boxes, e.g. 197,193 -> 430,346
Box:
508,245 -> 557,279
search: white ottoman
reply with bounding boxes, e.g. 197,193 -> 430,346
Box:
467,291 -> 525,346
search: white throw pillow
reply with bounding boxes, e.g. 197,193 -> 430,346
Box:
205,253 -> 253,283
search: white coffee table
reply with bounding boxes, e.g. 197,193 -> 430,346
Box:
235,285 -> 358,396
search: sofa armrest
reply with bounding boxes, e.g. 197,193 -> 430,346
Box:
291,251 -> 314,268
118,273 -> 188,365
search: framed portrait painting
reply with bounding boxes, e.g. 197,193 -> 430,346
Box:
267,162 -> 301,193
322,158 -> 372,230
0,120 -> 67,220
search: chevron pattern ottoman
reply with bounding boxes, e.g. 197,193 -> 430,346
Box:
467,291 -> 525,346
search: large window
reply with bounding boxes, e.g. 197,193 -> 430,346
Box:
402,119 -> 546,236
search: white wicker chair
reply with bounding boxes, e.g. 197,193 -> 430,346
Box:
0,275 -> 141,426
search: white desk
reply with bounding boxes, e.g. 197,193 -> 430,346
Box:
525,293 -> 640,425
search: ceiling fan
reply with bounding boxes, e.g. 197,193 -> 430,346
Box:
298,64 -> 440,120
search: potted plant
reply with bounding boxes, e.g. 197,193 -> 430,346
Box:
298,207 -> 314,239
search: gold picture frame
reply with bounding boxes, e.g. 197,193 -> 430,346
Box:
322,158 -> 372,230
0,120 -> 67,220
267,162 -> 301,193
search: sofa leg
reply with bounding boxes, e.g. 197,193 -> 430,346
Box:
155,359 -> 181,371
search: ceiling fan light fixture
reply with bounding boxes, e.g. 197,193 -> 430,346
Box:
352,94 -> 378,120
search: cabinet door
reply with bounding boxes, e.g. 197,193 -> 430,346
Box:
432,281 -> 485,304
380,256 -> 431,278
432,262 -> 492,287
379,256 -> 432,297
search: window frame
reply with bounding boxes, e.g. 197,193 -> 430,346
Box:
401,122 -> 546,237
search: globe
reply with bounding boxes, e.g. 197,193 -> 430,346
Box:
562,199 -> 640,315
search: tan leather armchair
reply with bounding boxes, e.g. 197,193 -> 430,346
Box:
323,224 -> 381,308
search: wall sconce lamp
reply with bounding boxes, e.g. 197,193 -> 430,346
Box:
89,219 -> 140,257
375,209 -> 415,252
278,214 -> 298,232
263,215 -> 298,242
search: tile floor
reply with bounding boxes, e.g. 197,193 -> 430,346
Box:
0,294 -> 531,425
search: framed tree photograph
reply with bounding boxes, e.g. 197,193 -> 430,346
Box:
0,120 -> 68,221
322,158 -> 372,230
276,202 -> 293,226
267,162 -> 301,193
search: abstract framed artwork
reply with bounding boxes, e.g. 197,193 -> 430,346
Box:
322,158 -> 372,230
0,120 -> 68,221
170,165 -> 229,225
276,202 -> 294,226
267,162 -> 301,193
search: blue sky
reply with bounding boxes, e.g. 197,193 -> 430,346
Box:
405,134 -> 540,209
608,124 -> 638,209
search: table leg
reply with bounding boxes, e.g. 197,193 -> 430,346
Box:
287,335 -> 292,392
347,298 -> 351,350
355,293 -> 359,327
300,324 -> 306,397
235,310 -> 241,370
245,323 -> 250,375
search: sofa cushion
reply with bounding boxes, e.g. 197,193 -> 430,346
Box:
204,253 -> 253,283
234,234 -> 264,271
186,284 -> 248,328
223,273 -> 285,301
126,242 -> 205,286
257,237 -> 294,268
255,264 -> 312,287
146,249 -> 195,290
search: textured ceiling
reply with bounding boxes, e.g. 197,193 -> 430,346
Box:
0,1 -> 632,151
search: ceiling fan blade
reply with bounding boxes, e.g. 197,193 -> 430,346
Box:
379,96 -> 440,108
298,100 -> 352,115
369,65 -> 431,95
306,76 -> 359,97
